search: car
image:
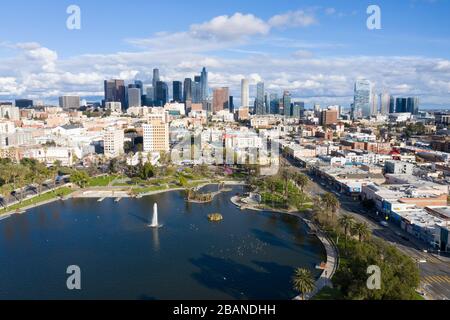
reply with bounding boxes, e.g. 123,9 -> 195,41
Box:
380,221 -> 389,227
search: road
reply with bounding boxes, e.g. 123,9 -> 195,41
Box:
283,158 -> 450,300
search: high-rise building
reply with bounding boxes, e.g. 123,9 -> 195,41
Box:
212,87 -> 229,113
379,92 -> 390,115
229,96 -> 235,113
255,82 -> 265,115
292,102 -> 305,118
320,109 -> 338,126
241,79 -> 249,108
155,81 -> 169,107
59,96 -> 80,110
127,87 -> 142,108
15,99 -> 33,109
353,79 -> 372,119
103,128 -> 124,158
395,97 -> 408,113
200,67 -> 208,102
134,80 -> 144,97
152,69 -> 160,100
269,94 -> 279,114
282,91 -> 292,117
145,86 -> 154,106
143,120 -> 169,153
389,95 -> 396,114
183,78 -> 192,102
173,81 -> 183,102
104,79 -> 126,109
193,76 -> 202,103
407,97 -> 420,115
370,92 -> 379,116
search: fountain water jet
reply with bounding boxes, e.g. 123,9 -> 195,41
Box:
149,203 -> 161,228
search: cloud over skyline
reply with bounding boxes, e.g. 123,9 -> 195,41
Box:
0,2 -> 449,108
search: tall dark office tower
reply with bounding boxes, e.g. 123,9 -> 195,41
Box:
292,102 -> 305,118
389,95 -> 396,114
283,91 -> 292,117
183,78 -> 193,102
153,69 -> 160,100
255,82 -> 265,115
173,81 -> 183,102
229,96 -> 235,113
104,79 -> 126,109
407,97 -> 420,115
155,81 -> 168,107
134,80 -> 144,97
395,97 -> 408,113
193,76 -> 202,103
200,67 -> 208,101
269,94 -> 279,114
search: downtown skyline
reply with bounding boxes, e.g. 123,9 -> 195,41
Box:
0,0 -> 449,108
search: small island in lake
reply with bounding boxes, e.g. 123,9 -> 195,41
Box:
208,213 -> 223,222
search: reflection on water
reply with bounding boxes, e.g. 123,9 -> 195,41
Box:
0,185 -> 326,300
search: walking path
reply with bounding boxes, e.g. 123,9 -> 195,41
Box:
231,195 -> 339,300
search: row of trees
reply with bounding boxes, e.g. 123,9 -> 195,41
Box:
0,158 -> 59,202
311,192 -> 420,300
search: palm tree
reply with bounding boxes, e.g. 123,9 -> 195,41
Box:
321,193 -> 340,220
295,173 -> 309,192
292,268 -> 315,300
280,168 -> 291,202
338,215 -> 355,249
352,222 -> 371,242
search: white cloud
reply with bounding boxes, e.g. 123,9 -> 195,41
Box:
268,10 -> 317,28
190,13 -> 270,41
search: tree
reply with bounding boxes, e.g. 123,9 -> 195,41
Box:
352,222 -> 371,242
338,214 -> 355,245
292,268 -> 315,300
280,168 -> 291,202
295,173 -> 309,192
70,170 -> 90,188
139,162 -> 155,180
321,193 -> 340,219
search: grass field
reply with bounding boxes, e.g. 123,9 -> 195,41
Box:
0,187 -> 74,215
88,175 -> 120,187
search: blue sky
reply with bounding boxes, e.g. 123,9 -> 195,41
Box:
0,0 -> 449,107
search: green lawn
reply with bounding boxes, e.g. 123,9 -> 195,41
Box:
88,175 -> 120,187
0,187 -> 74,215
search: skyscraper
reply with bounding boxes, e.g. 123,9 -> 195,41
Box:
59,96 -> 80,110
389,95 -> 396,114
241,79 -> 249,109
173,81 -> 183,102
134,80 -> 144,97
407,97 -> 420,115
370,92 -> 379,116
283,91 -> 292,117
395,97 -> 408,113
229,96 -> 235,113
153,69 -> 160,100
127,87 -> 141,108
183,78 -> 192,102
292,102 -> 305,118
104,79 -> 126,109
193,76 -> 202,103
379,92 -> 390,115
200,67 -> 208,102
155,81 -> 168,107
255,82 -> 265,115
269,94 -> 279,114
212,87 -> 229,113
353,79 -> 372,119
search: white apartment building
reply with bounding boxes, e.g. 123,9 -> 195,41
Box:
0,105 -> 20,120
143,121 -> 169,153
0,121 -> 16,134
103,128 -> 124,158
105,102 -> 122,113
23,147 -> 74,167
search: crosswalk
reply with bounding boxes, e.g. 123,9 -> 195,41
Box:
423,275 -> 450,285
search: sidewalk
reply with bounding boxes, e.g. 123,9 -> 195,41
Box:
295,218 -> 339,300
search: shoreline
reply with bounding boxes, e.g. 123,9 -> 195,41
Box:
230,195 -> 339,300
0,180 -> 246,217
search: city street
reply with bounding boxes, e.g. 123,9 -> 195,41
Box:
284,159 -> 450,300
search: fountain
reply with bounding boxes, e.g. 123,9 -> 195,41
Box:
149,203 -> 161,228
